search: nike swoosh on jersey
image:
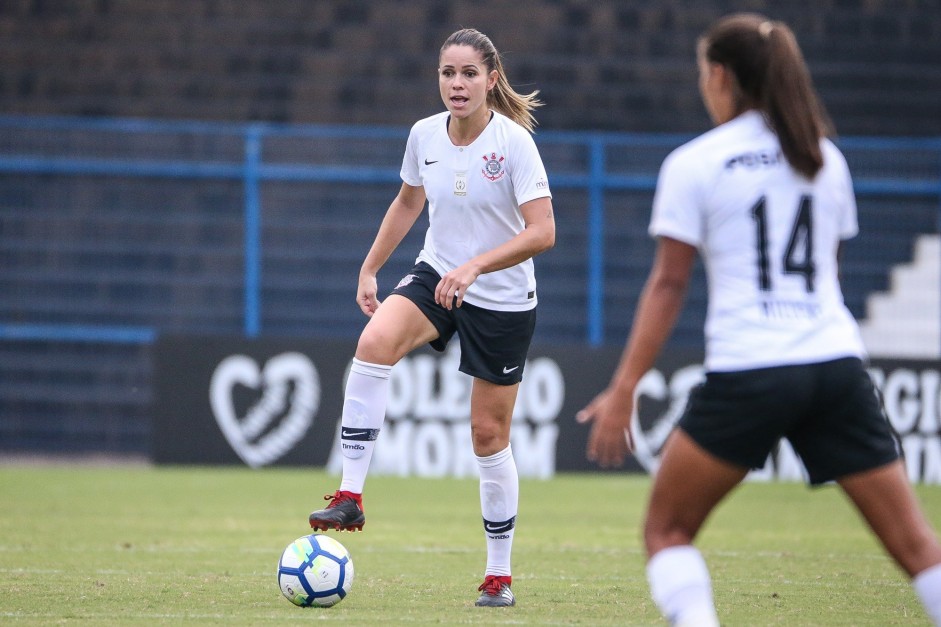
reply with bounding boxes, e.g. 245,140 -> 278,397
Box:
424,158 -> 438,165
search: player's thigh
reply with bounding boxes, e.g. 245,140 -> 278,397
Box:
355,294 -> 439,364
838,460 -> 941,577
644,428 -> 748,555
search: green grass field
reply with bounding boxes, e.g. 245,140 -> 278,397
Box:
0,464 -> 938,625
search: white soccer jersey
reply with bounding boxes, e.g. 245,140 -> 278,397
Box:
649,110 -> 866,371
400,110 -> 551,311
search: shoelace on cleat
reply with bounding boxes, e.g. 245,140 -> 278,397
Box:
478,576 -> 510,595
322,490 -> 360,510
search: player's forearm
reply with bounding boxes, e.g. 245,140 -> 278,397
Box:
471,218 -> 556,276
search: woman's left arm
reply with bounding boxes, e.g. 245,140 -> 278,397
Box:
434,196 -> 556,308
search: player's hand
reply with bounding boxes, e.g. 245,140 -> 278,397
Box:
435,264 -> 479,310
357,273 -> 380,317
576,387 -> 635,468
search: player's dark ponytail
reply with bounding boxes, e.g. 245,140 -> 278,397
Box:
440,28 -> 543,133
701,14 -> 833,178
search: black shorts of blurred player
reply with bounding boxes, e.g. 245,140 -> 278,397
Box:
392,261 -> 536,386
679,356 -> 901,485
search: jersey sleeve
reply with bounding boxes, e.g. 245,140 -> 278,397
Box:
648,148 -> 704,247
828,142 -> 859,240
509,129 -> 552,206
399,124 -> 422,187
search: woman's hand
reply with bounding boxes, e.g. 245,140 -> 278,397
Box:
357,272 -> 380,317
576,386 -> 636,468
435,262 -> 481,310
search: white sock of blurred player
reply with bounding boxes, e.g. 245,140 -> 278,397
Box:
914,562 -> 941,626
647,545 -> 720,627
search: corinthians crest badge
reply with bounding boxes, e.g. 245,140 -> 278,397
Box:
481,152 -> 506,181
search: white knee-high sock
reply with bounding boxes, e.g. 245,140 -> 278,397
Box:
338,358 -> 391,494
914,562 -> 941,626
477,445 -> 518,578
647,545 -> 719,627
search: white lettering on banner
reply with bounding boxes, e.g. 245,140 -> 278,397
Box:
210,352 -> 319,468
630,365 -> 703,475
629,363 -> 941,484
878,368 -> 921,433
747,439 -> 808,482
327,344 -> 562,479
516,358 -> 565,424
869,367 -> 941,483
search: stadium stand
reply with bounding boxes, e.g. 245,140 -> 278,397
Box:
0,1 -> 938,456
0,2 -> 939,135
858,235 -> 941,359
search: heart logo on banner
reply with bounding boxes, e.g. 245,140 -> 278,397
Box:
209,352 -> 320,468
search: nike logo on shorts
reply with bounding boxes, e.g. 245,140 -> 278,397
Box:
502,366 -> 519,374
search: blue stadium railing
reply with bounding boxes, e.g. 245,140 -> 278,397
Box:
0,115 -> 939,347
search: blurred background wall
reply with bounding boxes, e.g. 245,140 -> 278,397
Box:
0,0 -> 939,460
1,0 -> 940,135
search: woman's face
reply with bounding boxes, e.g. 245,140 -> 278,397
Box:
438,44 -> 497,121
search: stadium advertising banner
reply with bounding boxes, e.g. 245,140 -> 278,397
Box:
154,336 -> 941,483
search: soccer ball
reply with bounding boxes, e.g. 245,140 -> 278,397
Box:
277,534 -> 354,607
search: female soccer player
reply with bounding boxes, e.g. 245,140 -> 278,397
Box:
577,13 -> 941,626
308,28 -> 555,607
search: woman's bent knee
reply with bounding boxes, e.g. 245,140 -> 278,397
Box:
644,515 -> 696,556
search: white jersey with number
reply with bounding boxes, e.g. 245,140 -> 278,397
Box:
649,110 -> 866,371
400,110 -> 551,311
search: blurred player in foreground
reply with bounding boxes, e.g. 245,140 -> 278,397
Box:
577,12 -> 941,626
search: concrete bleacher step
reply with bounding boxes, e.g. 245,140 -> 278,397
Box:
857,234 -> 940,359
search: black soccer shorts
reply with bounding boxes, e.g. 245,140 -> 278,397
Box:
390,262 -> 536,386
678,357 -> 901,485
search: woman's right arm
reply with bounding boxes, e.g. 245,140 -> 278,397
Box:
357,182 -> 427,316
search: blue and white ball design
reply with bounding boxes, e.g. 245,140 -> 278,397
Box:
277,534 -> 354,607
